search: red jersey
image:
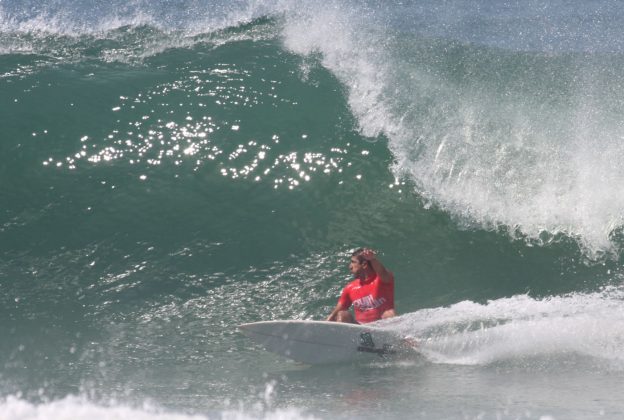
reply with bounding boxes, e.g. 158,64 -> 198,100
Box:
337,272 -> 394,323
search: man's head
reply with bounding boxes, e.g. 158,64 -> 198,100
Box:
349,248 -> 370,278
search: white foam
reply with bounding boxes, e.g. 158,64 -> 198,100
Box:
382,286 -> 624,366
0,0 -> 276,37
277,2 -> 624,258
0,395 -> 318,420
281,1 -> 399,140
388,87 -> 624,257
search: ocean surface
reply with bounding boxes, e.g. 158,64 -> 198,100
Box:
2,0 -> 624,418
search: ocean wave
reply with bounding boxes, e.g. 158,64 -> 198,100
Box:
0,17 -> 279,65
5,0 -> 624,258
276,2 -> 624,257
0,0 -> 277,37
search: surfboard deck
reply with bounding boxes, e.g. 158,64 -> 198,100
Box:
239,320 -> 413,364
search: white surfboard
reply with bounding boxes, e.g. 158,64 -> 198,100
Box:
239,320 -> 413,364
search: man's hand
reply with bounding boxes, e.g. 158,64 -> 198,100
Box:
362,249 -> 393,283
360,248 -> 377,261
327,302 -> 346,321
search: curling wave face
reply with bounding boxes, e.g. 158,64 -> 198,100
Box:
4,0 -> 624,256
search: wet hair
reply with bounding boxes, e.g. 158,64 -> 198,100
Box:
351,248 -> 367,264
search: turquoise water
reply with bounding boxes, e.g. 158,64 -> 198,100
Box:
2,1 -> 624,418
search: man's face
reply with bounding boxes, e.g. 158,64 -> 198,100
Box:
349,256 -> 365,277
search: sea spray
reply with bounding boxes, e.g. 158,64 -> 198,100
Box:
276,1 -> 624,257
383,286 -> 624,367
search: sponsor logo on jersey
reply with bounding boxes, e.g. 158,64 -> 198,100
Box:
352,294 -> 386,311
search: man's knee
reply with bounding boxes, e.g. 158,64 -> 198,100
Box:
336,310 -> 355,323
381,309 -> 396,319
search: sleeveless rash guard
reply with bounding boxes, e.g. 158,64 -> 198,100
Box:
337,272 -> 394,323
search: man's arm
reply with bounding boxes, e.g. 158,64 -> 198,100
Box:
326,302 -> 348,321
362,249 -> 393,283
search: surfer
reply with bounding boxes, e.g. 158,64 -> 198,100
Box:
327,248 -> 396,324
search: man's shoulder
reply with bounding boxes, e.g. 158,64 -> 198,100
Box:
376,270 -> 394,284
343,278 -> 362,291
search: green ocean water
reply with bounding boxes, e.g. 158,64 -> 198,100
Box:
3,2 -> 624,419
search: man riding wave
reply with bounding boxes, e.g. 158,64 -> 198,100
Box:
327,248 -> 396,324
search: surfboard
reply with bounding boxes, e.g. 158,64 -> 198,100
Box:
239,320 -> 412,364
